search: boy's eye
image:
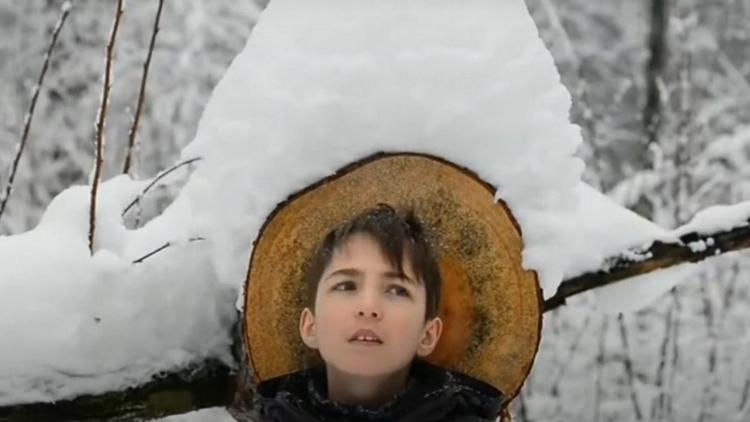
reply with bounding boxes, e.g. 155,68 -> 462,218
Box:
387,285 -> 411,297
332,280 -> 356,291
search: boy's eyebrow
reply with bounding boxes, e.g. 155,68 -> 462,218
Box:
324,268 -> 363,282
383,271 -> 417,285
323,268 -> 417,285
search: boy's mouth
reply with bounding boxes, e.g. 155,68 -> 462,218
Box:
349,329 -> 383,344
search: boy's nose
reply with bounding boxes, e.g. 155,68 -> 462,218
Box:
355,288 -> 382,319
357,310 -> 381,319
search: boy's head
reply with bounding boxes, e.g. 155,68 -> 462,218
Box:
299,204 -> 443,377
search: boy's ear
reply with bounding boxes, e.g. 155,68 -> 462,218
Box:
299,307 -> 318,349
416,316 -> 443,357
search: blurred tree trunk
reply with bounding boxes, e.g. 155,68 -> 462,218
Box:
643,0 -> 668,147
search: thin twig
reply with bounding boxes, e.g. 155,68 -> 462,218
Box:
593,317 -> 608,422
667,291 -> 681,418
651,295 -> 674,421
0,2 -> 71,224
617,314 -> 643,420
699,273 -> 718,422
550,312 -> 592,394
515,390 -> 529,422
720,261 -> 741,320
89,0 -> 125,255
132,237 -> 205,264
740,376 -> 750,412
122,157 -> 202,217
122,0 -> 165,176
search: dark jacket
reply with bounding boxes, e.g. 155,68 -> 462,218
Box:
256,359 -> 505,421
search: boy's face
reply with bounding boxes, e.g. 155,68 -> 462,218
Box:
299,233 -> 442,377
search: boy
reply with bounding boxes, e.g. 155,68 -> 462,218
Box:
256,204 -> 505,421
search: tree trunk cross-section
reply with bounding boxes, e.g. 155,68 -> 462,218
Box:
243,153 -> 542,402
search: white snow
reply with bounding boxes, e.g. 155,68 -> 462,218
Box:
591,264 -> 700,315
0,0 -> 734,411
0,175 -> 236,405
673,201 -> 750,237
156,407 -> 237,422
179,0 -> 584,304
536,182 -> 677,282
559,190 -> 750,315
540,183 -> 692,315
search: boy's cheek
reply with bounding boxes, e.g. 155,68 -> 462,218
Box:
315,305 -> 350,333
321,294 -> 363,314
387,314 -> 424,336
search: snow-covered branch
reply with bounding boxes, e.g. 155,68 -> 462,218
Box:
132,236 -> 205,264
121,157 -> 202,217
544,202 -> 750,312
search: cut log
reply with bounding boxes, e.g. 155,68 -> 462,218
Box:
243,153 -> 542,402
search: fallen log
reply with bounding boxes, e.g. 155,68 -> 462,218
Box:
0,359 -> 234,422
2,222 -> 749,421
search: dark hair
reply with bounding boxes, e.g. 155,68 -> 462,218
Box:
304,204 -> 442,320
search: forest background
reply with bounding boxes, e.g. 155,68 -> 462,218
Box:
1,1 -> 749,421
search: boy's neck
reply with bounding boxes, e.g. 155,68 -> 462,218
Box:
325,364 -> 411,408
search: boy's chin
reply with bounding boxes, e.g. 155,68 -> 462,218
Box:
328,359 -> 412,379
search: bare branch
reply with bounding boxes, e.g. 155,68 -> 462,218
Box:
132,237 -> 205,264
122,157 -> 202,217
122,0 -> 165,176
0,2 -> 71,224
618,314 -> 643,420
89,0 -> 125,255
544,220 -> 750,312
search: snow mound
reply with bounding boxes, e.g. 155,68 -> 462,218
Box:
179,0 -> 584,302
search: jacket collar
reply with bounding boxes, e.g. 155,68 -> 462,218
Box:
257,359 -> 504,421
